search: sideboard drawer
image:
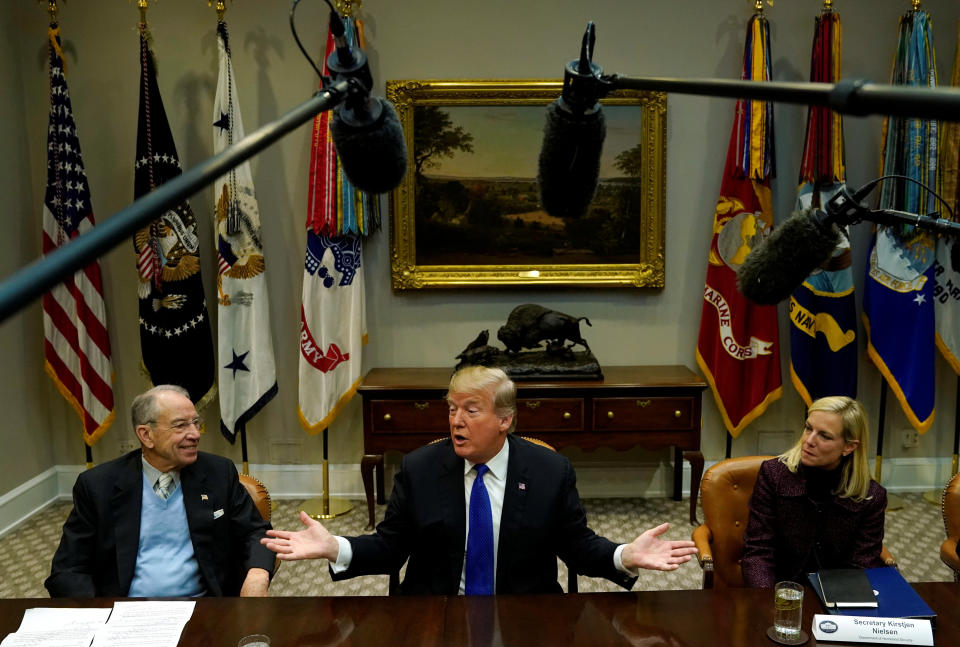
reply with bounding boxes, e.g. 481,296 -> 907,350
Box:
592,397 -> 695,431
369,399 -> 449,433
516,398 -> 584,433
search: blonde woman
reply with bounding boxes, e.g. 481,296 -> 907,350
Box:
742,396 -> 887,588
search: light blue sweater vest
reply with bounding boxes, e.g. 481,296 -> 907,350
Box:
128,475 -> 204,597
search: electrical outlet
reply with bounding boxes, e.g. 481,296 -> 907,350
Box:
901,430 -> 919,449
118,438 -> 139,454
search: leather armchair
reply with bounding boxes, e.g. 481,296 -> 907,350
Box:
692,456 -> 773,589
239,473 -> 278,575
692,456 -> 895,589
940,471 -> 960,580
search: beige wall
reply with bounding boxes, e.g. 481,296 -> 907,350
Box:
3,0 -> 960,495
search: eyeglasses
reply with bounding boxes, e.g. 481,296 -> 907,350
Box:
149,416 -> 204,432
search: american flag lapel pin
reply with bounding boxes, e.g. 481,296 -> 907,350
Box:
201,494 -> 209,501
518,483 -> 526,491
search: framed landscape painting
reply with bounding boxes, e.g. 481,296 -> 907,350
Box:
385,79 -> 666,289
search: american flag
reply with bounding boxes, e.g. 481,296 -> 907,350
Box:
41,27 -> 116,445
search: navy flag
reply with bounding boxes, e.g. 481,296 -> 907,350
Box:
133,26 -> 215,408
788,10 -> 857,405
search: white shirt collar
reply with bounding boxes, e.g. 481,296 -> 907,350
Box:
463,435 -> 510,481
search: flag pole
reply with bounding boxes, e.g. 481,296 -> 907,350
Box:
240,428 -> 249,476
301,428 -> 353,520
875,382 -> 904,510
84,443 -> 92,470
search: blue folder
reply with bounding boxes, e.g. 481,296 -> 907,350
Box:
808,567 -> 936,623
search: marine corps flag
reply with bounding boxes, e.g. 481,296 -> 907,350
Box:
133,26 -> 215,408
696,12 -> 782,437
863,9 -> 938,433
298,16 -> 370,432
42,25 -> 116,446
789,9 -> 858,406
213,21 -> 278,442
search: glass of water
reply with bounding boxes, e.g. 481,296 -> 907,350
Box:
773,581 -> 804,639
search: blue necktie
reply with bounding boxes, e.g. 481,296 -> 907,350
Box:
465,464 -> 494,595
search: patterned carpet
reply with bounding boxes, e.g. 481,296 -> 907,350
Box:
1,493 -> 952,598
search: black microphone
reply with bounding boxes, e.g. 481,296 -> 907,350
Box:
736,209 -> 843,305
323,5 -> 407,194
537,22 -> 613,219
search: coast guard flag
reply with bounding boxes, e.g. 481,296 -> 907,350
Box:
133,27 -> 216,409
696,13 -> 782,437
298,18 -> 370,432
789,10 -> 858,406
934,19 -> 960,376
42,26 -> 116,446
212,22 -> 277,442
863,10 -> 938,433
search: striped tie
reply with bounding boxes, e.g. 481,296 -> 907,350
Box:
156,472 -> 173,500
465,464 -> 494,595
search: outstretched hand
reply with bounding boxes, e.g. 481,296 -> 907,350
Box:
261,510 -> 340,562
621,523 -> 697,572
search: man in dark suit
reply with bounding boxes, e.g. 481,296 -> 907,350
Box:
46,385 -> 275,598
263,366 -> 696,594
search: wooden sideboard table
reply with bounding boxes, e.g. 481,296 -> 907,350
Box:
357,366 -> 708,529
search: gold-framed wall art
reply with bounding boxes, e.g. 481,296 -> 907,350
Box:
385,79 -> 666,289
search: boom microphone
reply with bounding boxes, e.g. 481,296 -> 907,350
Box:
735,209 -> 842,305
322,3 -> 407,194
538,22 -> 612,219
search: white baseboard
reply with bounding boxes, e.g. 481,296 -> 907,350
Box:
3,457 -> 952,534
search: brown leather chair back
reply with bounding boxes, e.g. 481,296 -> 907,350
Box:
693,455 -> 773,589
940,471 -> 960,580
239,473 -> 272,522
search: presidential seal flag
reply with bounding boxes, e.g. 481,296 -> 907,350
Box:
695,12 -> 782,437
213,21 -> 277,442
789,9 -> 857,406
863,9 -> 938,433
133,26 -> 215,408
298,233 -> 366,431
42,24 -> 116,446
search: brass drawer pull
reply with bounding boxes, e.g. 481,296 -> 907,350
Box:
636,400 -> 651,408
383,413 -> 392,422
413,402 -> 430,410
526,401 -> 541,410
607,411 -> 615,419
563,412 -> 572,420
674,410 -> 682,418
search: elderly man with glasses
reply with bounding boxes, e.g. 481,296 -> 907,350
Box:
46,384 -> 274,598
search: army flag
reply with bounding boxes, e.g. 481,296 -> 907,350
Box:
935,19 -> 960,376
133,26 -> 216,408
298,17 -> 371,432
696,13 -> 782,437
789,10 -> 858,406
41,25 -> 116,446
213,21 -> 278,442
862,9 -> 938,433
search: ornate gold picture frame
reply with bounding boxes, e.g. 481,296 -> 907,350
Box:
385,79 -> 666,289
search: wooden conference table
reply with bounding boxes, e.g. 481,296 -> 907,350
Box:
4,583 -> 958,646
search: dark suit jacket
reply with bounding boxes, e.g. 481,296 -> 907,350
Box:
45,450 -> 275,597
334,434 -> 637,594
741,458 -> 887,588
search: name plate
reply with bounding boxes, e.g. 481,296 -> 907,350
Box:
812,614 -> 933,645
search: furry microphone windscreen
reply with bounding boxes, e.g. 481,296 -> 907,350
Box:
330,99 -> 408,195
735,209 -> 842,305
536,101 -> 606,220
